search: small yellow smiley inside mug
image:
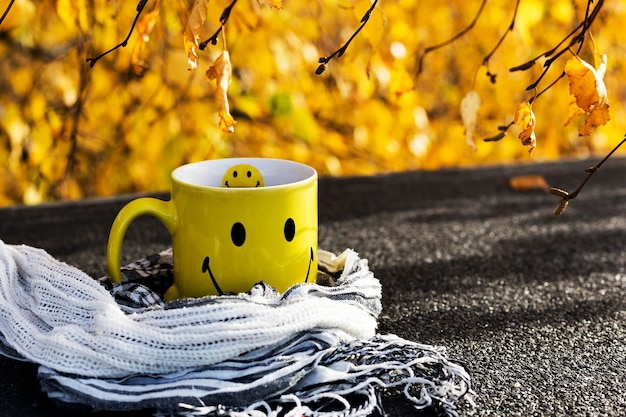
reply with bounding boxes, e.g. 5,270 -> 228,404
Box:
107,158 -> 318,300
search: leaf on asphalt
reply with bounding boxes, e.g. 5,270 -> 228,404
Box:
460,89 -> 481,151
184,0 -> 209,71
206,50 -> 236,132
564,53 -> 610,136
508,175 -> 549,192
514,101 -> 536,156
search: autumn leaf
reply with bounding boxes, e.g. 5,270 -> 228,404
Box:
184,0 -> 209,71
460,90 -> 481,151
514,101 -> 536,156
131,0 -> 161,76
508,175 -> 549,192
564,54 -> 610,136
206,50 -> 236,133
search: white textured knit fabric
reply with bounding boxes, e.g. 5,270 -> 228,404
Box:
0,242 -> 378,377
0,239 -> 472,416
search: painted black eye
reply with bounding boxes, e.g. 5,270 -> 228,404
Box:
246,170 -> 252,178
284,218 -> 295,242
231,222 -> 246,246
232,170 -> 238,178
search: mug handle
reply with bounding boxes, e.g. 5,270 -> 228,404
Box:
107,197 -> 177,284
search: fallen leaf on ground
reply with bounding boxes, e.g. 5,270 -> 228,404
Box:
508,175 -> 549,192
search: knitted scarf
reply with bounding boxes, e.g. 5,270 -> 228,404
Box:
0,240 -> 472,416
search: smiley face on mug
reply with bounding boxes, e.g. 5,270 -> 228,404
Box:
200,216 -> 315,296
109,158 -> 318,301
165,164 -> 317,299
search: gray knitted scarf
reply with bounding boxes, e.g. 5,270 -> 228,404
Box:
0,240 -> 472,416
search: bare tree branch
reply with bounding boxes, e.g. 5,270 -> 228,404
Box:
199,0 -> 238,50
483,0 -> 605,144
482,0 -> 520,83
86,0 -> 149,67
416,0 -> 487,76
316,0 -> 379,75
0,0 -> 15,27
510,0 -> 604,91
551,134 -> 626,217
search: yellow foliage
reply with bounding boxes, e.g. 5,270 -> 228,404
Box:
0,0 -> 625,205
56,0 -> 90,31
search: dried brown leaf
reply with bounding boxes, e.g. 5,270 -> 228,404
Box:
184,0 -> 209,71
514,101 -> 536,156
131,0 -> 161,76
564,54 -> 610,136
508,175 -> 549,192
206,51 -> 236,132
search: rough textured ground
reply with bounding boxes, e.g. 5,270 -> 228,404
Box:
1,157 -> 625,416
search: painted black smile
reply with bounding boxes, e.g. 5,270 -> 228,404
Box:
304,246 -> 314,283
202,247 -> 315,295
224,180 -> 261,188
202,256 -> 224,295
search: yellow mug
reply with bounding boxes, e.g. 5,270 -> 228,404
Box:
107,158 -> 318,300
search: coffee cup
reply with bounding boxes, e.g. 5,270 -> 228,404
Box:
107,158 -> 318,300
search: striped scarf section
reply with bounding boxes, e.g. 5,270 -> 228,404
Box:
0,240 -> 472,416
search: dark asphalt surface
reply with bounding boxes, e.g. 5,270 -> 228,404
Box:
1,157 -> 625,416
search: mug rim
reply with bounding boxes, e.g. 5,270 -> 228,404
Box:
171,158 -> 317,191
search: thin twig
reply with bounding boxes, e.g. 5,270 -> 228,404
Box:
532,71 -> 565,102
510,0 -> 603,93
0,0 -> 15,27
416,0 -> 487,76
509,0 -> 603,73
482,0 -> 520,83
485,0 -> 604,145
551,134 -> 626,217
316,0 -> 379,75
86,0 -> 149,67
199,0 -> 238,50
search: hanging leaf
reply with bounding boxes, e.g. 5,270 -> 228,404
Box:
514,101 -> 536,155
564,53 -> 610,136
206,50 -> 236,132
131,0 -> 161,76
460,90 -> 481,151
184,0 -> 209,71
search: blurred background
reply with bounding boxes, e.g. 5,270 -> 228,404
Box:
1,0 -> 625,205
